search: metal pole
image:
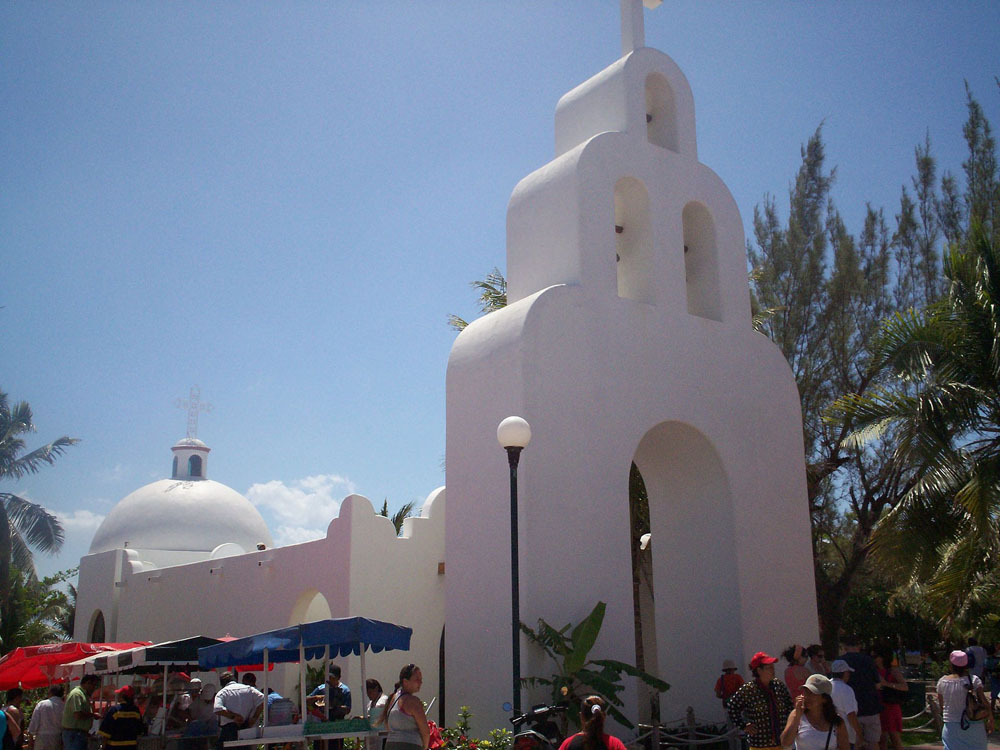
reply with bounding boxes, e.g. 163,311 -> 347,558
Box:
506,446 -> 523,714
263,648 -> 269,727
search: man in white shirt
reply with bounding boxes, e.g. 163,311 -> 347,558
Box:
27,686 -> 65,750
830,660 -> 863,750
213,672 -> 263,750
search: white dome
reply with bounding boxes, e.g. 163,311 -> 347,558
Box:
89,477 -> 273,555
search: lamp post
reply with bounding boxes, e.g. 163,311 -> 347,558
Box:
497,415 -> 531,714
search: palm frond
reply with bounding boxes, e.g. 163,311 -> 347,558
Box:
3,436 -> 79,480
4,494 -> 64,554
390,502 -> 416,535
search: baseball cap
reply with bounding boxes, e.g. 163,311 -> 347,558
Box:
830,659 -> 854,673
116,685 -> 135,701
803,674 -> 833,695
749,651 -> 779,669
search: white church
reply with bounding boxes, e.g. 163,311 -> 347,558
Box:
74,1 -> 819,733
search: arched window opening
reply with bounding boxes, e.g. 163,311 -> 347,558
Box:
682,202 -> 722,321
614,177 -> 655,304
645,73 -> 678,152
89,610 -> 106,642
188,455 -> 203,478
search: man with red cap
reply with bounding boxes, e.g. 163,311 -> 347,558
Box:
726,652 -> 794,750
98,686 -> 144,750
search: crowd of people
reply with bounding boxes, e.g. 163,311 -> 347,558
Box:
719,638 -> 997,750
0,661 -> 431,750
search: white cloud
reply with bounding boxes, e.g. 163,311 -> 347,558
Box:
246,474 -> 356,547
97,463 -> 126,483
55,509 -> 106,531
271,525 -> 326,547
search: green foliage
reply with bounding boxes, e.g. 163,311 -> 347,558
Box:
432,705 -> 510,750
828,227 -> 1000,625
520,601 -> 668,729
0,390 -> 76,636
838,569 -> 940,650
378,499 -> 416,535
293,659 -> 327,705
0,567 -> 76,650
744,99 -> 1000,646
447,268 -> 507,331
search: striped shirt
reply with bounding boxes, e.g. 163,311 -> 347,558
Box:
98,703 -> 144,748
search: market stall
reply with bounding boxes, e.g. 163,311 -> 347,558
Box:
198,617 -> 412,748
0,641 -> 150,690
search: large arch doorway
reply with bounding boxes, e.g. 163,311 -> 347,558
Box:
632,422 -> 743,719
289,590 -> 331,625
283,591 -> 333,698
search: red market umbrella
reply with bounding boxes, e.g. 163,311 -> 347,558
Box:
0,641 -> 151,690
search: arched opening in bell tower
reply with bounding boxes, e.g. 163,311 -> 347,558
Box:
88,609 -> 106,642
644,73 -> 678,152
614,177 -> 654,304
682,202 -> 722,321
628,462 -> 659,724
632,422 -> 742,718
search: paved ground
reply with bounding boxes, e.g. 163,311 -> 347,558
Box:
907,729 -> 1000,750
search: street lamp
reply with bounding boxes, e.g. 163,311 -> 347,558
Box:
497,416 -> 531,714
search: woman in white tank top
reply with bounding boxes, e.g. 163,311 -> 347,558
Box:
383,665 -> 429,750
780,675 -> 848,750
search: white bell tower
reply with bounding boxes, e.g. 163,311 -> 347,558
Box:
445,3 -> 818,731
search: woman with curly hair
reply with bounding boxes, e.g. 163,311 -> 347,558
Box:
783,645 -> 811,700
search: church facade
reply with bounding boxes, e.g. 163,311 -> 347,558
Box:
75,438 -> 447,712
75,3 -> 818,732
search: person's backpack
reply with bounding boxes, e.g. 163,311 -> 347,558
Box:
960,676 -> 990,729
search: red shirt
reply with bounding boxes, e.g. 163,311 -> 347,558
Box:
558,733 -> 627,750
715,672 -> 745,700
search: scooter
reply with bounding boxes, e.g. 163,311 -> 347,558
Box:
509,704 -> 568,750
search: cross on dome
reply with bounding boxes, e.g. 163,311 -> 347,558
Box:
174,385 -> 213,439
620,0 -> 662,55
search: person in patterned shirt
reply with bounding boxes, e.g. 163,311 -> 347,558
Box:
727,652 -> 794,750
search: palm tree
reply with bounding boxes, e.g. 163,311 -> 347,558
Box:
446,267 -> 507,331
0,391 -> 76,628
828,225 -> 1000,624
0,568 -> 75,648
377,499 -> 416,535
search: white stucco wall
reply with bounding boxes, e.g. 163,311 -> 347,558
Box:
74,38 -> 819,739
75,490 -> 446,719
445,46 -> 818,733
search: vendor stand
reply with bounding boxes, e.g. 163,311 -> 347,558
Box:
197,617 -> 412,749
0,641 -> 150,690
89,636 -> 237,750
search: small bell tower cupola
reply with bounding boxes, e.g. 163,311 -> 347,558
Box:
171,385 -> 213,480
171,438 -> 210,480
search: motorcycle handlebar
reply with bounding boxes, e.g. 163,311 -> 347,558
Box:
509,704 -> 568,728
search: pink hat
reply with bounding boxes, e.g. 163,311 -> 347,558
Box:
949,650 -> 968,667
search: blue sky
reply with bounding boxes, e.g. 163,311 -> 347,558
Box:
3,2 -> 998,581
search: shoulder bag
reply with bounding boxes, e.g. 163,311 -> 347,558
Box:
961,676 -> 989,729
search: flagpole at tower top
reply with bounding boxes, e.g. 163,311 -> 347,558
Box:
621,0 -> 662,56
